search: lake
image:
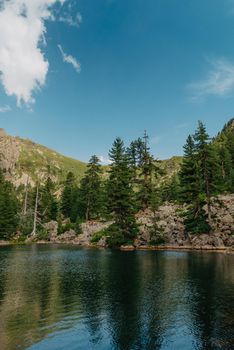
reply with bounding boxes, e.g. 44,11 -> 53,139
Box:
0,245 -> 233,350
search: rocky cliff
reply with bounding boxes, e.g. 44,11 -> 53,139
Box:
135,195 -> 234,249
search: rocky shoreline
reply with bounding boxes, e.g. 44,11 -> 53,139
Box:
1,194 -> 233,252
0,240 -> 233,253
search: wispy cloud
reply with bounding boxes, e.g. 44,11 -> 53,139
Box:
99,155 -> 112,165
58,44 -> 81,73
59,12 -> 82,27
0,105 -> 11,113
188,58 -> 234,101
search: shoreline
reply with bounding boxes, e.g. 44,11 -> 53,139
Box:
0,240 -> 233,253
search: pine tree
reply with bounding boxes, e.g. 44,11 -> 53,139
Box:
179,134 -> 211,234
79,155 -> 103,221
194,121 -> 220,223
39,177 -> 58,223
217,146 -> 233,192
0,169 -> 19,239
137,132 -> 154,208
179,135 -> 198,204
61,172 -> 77,220
162,174 -> 180,202
132,132 -> 161,209
106,138 -> 138,245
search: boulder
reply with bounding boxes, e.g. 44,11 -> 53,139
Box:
44,221 -> 58,240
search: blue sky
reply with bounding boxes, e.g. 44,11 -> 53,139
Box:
0,0 -> 234,162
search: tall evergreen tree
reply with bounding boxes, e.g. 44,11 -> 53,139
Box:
106,138 -> 138,245
79,155 -> 103,221
179,134 -> 211,234
137,132 -> 154,208
179,135 -> 199,203
0,169 -> 19,239
194,121 -> 220,223
61,171 -> 77,220
127,132 -> 163,211
39,177 -> 58,223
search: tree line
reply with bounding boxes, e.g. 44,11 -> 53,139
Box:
0,119 -> 233,244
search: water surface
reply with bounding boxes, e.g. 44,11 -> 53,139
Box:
0,245 -> 233,350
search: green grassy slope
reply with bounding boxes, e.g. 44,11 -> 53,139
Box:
18,137 -> 87,182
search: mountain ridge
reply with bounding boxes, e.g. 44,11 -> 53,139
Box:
1,118 -> 233,188
0,129 -> 183,187
0,130 -> 87,186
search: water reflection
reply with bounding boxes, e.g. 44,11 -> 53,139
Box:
0,246 -> 233,350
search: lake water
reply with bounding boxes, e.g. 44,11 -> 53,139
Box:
0,245 -> 233,350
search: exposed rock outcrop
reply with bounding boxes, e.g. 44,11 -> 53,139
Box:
135,195 -> 234,249
43,220 -> 112,246
44,221 -> 58,241
27,195 -> 234,250
0,134 -> 21,182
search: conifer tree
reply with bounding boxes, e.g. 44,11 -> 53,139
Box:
194,121 -> 219,223
61,172 -> 77,220
79,155 -> 103,221
179,134 -> 211,234
179,135 -> 198,203
137,132 -> 154,208
127,132 -> 163,210
162,174 -> 180,202
106,138 -> 138,245
39,177 -> 58,222
0,169 -> 19,239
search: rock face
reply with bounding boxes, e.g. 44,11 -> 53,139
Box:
136,195 -> 234,249
43,220 -> 112,246
0,128 -> 6,137
44,221 -> 58,241
40,195 -> 234,249
209,195 -> 234,235
0,134 -> 21,182
74,221 -> 112,246
136,204 -> 186,247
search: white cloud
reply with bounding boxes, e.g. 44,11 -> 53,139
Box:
0,105 -> 11,113
99,155 -> 112,165
188,58 -> 234,101
0,0 -> 64,106
58,44 -> 81,73
59,11 -> 82,27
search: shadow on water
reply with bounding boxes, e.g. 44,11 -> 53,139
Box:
0,245 -> 233,350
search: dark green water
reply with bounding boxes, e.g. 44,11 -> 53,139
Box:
0,245 -> 233,350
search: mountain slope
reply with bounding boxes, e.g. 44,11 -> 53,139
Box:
0,129 -> 87,186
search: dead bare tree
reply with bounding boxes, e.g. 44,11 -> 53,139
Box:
31,183 -> 39,237
22,176 -> 29,215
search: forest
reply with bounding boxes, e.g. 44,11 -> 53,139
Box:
0,119 -> 233,246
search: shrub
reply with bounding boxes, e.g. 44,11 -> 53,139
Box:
90,229 -> 107,243
37,227 -> 49,241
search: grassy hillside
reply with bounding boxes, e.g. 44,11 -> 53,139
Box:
159,156 -> 183,178
0,131 -> 183,187
0,134 -> 87,186
17,137 -> 87,182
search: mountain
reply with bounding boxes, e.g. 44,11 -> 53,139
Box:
0,129 -> 87,187
212,118 -> 234,165
0,128 -> 182,187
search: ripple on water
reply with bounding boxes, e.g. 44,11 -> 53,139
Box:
0,246 -> 233,350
